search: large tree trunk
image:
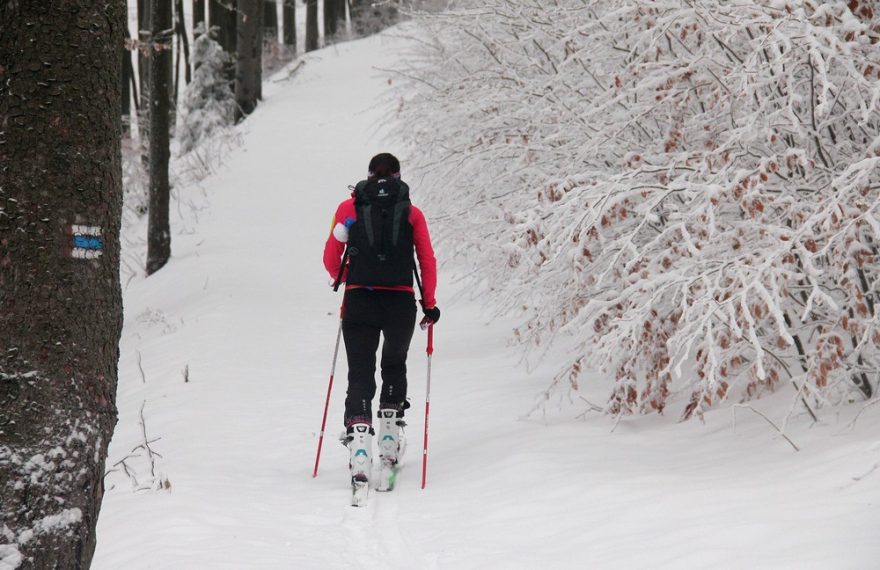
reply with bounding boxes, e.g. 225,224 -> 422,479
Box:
305,0 -> 318,52
147,0 -> 174,274
0,1 -> 124,568
236,0 -> 263,121
282,0 -> 296,48
323,0 -> 337,40
263,0 -> 278,43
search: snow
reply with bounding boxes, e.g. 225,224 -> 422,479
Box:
92,25 -> 880,570
0,546 -> 22,570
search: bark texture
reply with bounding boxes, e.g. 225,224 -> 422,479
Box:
146,0 -> 173,274
236,0 -> 263,120
0,1 -> 124,568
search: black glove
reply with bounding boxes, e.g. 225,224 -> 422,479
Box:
421,305 -> 441,325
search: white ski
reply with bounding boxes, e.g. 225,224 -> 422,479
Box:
376,460 -> 400,492
351,477 -> 369,507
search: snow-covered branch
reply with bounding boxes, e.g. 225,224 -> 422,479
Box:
398,0 -> 880,418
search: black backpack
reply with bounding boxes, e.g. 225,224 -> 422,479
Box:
346,177 -> 415,288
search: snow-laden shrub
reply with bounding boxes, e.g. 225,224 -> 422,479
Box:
399,0 -> 880,419
176,26 -> 235,156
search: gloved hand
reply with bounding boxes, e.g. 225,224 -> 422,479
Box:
421,305 -> 441,325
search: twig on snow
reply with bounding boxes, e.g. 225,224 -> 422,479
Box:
732,404 -> 800,452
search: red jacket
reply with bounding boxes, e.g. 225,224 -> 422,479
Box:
323,197 -> 437,308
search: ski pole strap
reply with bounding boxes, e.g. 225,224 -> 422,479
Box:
333,247 -> 349,292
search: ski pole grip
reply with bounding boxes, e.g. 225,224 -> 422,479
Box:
427,324 -> 434,355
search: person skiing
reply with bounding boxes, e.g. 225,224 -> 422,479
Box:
323,152 -> 439,499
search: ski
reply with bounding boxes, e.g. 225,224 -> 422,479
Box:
376,461 -> 400,492
351,476 -> 369,507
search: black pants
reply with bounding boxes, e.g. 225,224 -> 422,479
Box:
342,289 -> 417,427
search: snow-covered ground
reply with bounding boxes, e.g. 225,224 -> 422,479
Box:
93,27 -> 880,569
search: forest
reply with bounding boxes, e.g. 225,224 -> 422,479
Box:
1,1 -> 878,568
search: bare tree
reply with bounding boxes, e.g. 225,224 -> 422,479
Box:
305,0 -> 318,51
0,0 -> 124,567
174,0 -> 192,97
122,23 -> 138,137
264,0 -> 278,43
323,0 -> 338,40
236,0 -> 263,120
282,0 -> 296,49
147,0 -> 174,274
138,0 -> 153,158
193,0 -> 206,37
209,0 -> 237,54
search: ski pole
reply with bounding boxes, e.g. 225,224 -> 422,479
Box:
412,261 -> 434,489
421,323 -> 434,489
313,305 -> 344,478
333,247 -> 349,292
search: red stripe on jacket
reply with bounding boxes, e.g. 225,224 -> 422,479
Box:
323,198 -> 437,308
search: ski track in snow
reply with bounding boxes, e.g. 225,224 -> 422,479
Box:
91,24 -> 880,570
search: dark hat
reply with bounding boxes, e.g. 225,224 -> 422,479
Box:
368,153 -> 400,179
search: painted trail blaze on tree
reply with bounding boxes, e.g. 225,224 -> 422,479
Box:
401,0 -> 880,420
0,0 -> 124,568
68,225 -> 105,260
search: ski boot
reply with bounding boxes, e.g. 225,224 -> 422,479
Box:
343,423 -> 373,506
376,409 -> 405,492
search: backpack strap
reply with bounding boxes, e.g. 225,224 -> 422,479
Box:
362,203 -> 375,247
391,201 -> 408,247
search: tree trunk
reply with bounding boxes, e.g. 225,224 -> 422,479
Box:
305,0 -> 318,51
323,0 -> 337,40
123,25 -> 133,137
193,0 -> 206,36
226,0 -> 238,53
0,1 -> 124,568
139,0 -> 152,156
176,0 -> 192,87
282,0 -> 296,48
263,0 -> 278,43
209,0 -> 237,54
208,0 -> 227,48
147,0 -> 174,274
236,0 -> 263,121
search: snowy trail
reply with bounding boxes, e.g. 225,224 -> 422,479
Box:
93,28 -> 880,570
